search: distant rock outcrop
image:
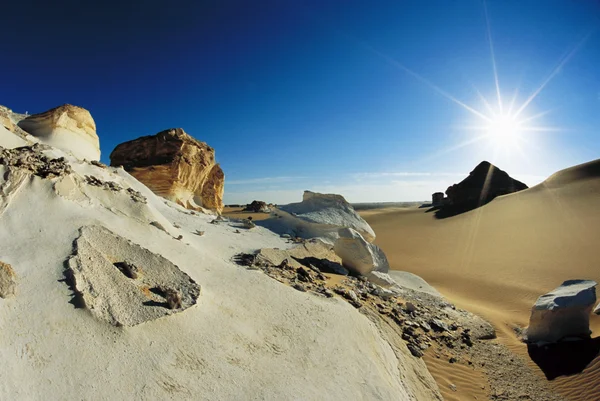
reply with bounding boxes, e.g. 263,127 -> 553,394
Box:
526,280 -> 597,343
110,128 -> 224,213
17,104 -> 100,161
243,200 -> 271,213
269,191 -> 376,243
435,161 -> 527,217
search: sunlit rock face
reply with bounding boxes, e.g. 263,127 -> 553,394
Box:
526,280 -> 597,344
17,104 -> 100,161
109,128 -> 224,213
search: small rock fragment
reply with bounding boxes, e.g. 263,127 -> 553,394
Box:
0,261 -> 17,298
163,288 -> 182,309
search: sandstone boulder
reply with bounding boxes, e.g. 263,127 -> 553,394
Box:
273,191 -> 375,242
109,128 -> 224,213
17,104 -> 100,161
526,280 -> 597,343
334,227 -> 389,276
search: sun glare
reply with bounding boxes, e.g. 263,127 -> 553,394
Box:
486,114 -> 523,148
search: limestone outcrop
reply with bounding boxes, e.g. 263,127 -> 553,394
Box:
67,225 -> 201,326
109,128 -> 224,213
334,228 -> 389,276
526,280 -> 597,343
17,104 -> 100,161
269,191 -> 376,242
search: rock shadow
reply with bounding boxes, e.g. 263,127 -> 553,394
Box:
291,256 -> 348,276
528,337 -> 600,380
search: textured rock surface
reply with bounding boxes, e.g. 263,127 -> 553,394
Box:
0,261 -> 17,298
334,227 -> 389,276
67,225 -> 201,326
526,280 -> 597,343
272,191 -> 376,242
444,161 -> 527,210
110,128 -> 224,213
243,200 -> 271,213
17,104 -> 100,161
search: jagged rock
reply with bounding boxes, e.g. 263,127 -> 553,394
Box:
109,128 -> 224,213
526,280 -> 597,343
271,191 -> 376,242
243,200 -> 271,213
17,104 -> 100,161
66,225 -> 201,326
0,144 -> 72,178
0,261 -> 17,298
441,161 -> 528,215
333,228 -> 389,276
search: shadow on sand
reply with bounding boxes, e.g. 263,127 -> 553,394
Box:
528,337 -> 600,380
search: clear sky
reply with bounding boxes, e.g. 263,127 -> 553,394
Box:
2,0 -> 599,204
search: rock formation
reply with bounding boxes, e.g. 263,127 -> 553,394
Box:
67,225 -> 201,326
334,227 -> 389,276
431,192 -> 444,207
268,191 -> 376,242
526,280 -> 597,343
445,161 -> 527,208
17,104 -> 100,161
110,128 -> 224,213
0,261 -> 17,298
243,200 -> 271,213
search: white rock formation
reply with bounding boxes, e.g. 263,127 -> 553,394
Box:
268,190 -> 376,243
334,227 -> 389,276
17,104 -> 100,161
0,144 -> 441,400
526,279 -> 597,343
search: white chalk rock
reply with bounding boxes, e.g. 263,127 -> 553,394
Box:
526,279 -> 597,343
18,104 -> 100,161
594,302 -> 600,315
334,227 -> 389,276
276,190 -> 376,242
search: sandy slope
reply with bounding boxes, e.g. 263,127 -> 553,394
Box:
362,159 -> 600,400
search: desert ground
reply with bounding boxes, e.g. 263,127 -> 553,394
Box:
222,206 -> 272,221
361,160 -> 600,401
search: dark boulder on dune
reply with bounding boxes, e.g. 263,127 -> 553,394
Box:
436,161 -> 528,218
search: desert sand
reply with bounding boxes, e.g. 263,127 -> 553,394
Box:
361,159 -> 600,401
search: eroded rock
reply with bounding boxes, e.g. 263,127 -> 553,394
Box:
526,280 -> 597,343
0,261 -> 17,298
109,128 -> 224,213
66,225 -> 201,326
17,104 -> 100,161
333,227 -> 389,276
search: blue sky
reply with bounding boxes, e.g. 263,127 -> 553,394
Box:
2,0 -> 599,204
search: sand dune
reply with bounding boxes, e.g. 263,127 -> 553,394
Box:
362,159 -> 600,400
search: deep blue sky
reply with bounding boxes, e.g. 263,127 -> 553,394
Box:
2,0 -> 599,203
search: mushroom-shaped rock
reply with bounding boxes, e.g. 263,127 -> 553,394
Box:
333,227 -> 389,276
0,261 -> 17,298
276,191 -> 376,242
110,128 -> 224,213
526,280 -> 597,344
17,104 -> 100,161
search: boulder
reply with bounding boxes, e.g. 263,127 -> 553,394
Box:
273,191 -> 375,242
0,261 -> 17,298
333,227 -> 389,276
243,200 -> 271,213
526,280 -> 597,343
17,104 -> 100,161
109,128 -> 224,213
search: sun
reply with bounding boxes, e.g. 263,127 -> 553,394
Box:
485,114 -> 524,148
